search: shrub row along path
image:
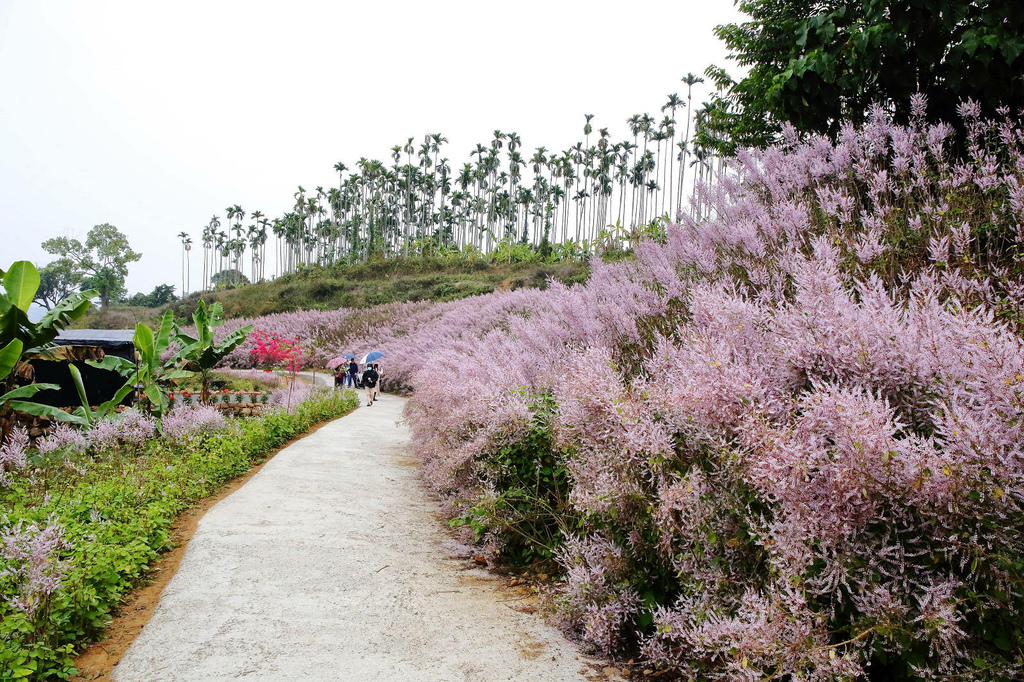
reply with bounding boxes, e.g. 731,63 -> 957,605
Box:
113,392 -> 608,681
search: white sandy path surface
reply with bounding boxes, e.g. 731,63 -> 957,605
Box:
113,393 -> 609,681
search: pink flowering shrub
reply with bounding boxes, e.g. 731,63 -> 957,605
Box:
271,380 -> 331,414
553,534 -> 640,654
35,424 -> 88,456
216,368 -> 283,389
86,409 -> 158,454
249,329 -> 304,372
222,102 -> 1024,678
0,517 -> 69,619
0,427 -> 30,487
161,405 -> 228,441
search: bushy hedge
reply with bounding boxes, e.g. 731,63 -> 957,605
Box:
0,389 -> 358,681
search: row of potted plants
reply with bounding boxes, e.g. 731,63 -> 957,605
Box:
167,389 -> 273,407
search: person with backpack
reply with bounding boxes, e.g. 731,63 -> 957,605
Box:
362,364 -> 379,406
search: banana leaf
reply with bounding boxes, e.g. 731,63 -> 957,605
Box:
0,382 -> 61,403
69,363 -> 135,424
143,382 -> 167,415
1,381 -> 84,426
155,310 -> 175,355
134,323 -> 155,363
68,365 -> 92,424
3,262 -> 40,312
85,355 -> 137,377
0,305 -> 33,349
0,339 -> 23,381
7,399 -> 89,426
32,290 -> 97,349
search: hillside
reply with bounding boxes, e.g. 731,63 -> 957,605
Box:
75,257 -> 590,328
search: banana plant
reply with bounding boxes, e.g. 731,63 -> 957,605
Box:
85,310 -> 190,419
132,310 -> 183,415
0,261 -> 97,443
66,364 -> 132,426
173,300 -> 252,405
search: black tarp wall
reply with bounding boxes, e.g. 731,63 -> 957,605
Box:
29,330 -> 137,407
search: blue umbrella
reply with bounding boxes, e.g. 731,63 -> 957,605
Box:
360,351 -> 386,364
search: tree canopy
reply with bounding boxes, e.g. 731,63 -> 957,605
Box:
41,224 -> 141,309
711,0 -> 1024,150
126,284 -> 177,308
210,269 -> 250,289
32,261 -> 82,310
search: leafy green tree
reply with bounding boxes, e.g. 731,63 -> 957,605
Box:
148,284 -> 177,307
712,0 -> 1024,150
41,223 -> 142,309
126,284 -> 177,308
33,261 -> 82,310
210,269 -> 249,289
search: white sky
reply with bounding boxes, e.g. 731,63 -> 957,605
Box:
0,0 -> 746,297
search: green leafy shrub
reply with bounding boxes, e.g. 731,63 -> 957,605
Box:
452,394 -> 577,568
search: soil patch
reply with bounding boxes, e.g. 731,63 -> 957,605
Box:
70,417 -> 338,681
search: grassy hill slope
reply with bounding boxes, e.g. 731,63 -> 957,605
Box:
76,257 -> 590,328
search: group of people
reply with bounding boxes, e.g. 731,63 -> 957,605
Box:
333,357 -> 382,407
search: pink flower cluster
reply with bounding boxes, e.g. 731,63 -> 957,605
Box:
85,409 -> 158,453
35,423 -> 88,455
270,379 -> 328,414
235,102 -> 1024,677
161,405 -> 228,441
0,427 -> 29,487
553,534 -> 640,655
0,516 -> 69,617
217,368 -> 282,388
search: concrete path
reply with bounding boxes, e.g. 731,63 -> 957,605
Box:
113,394 -> 603,681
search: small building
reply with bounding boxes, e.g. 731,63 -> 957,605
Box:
29,329 -> 137,407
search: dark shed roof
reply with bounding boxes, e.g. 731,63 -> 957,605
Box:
54,329 -> 135,352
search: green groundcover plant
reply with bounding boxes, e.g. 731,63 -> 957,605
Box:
0,388 -> 358,681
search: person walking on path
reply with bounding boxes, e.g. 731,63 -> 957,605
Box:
346,358 -> 358,389
362,364 -> 379,406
